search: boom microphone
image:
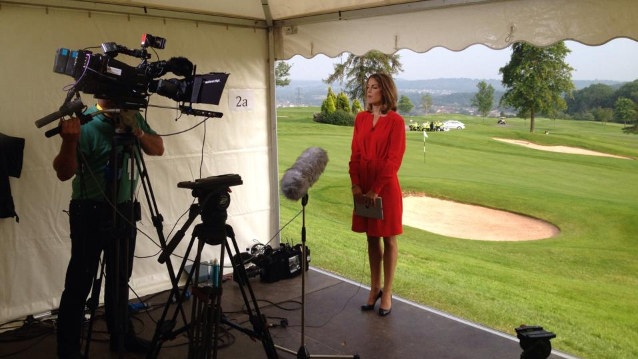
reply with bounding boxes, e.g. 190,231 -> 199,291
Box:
280,147 -> 328,201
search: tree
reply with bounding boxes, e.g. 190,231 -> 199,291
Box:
499,42 -> 575,133
613,80 -> 638,104
420,94 -> 433,114
591,107 -> 613,126
471,81 -> 495,121
351,99 -> 363,113
336,92 -> 351,113
275,61 -> 292,87
321,96 -> 336,114
614,97 -> 636,127
566,83 -> 614,115
398,95 -> 414,114
324,51 -> 403,105
327,87 -> 337,105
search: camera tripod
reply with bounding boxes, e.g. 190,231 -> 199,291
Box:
147,174 -> 278,359
81,131 -> 188,358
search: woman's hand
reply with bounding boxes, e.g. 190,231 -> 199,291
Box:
364,190 -> 379,208
352,185 -> 365,205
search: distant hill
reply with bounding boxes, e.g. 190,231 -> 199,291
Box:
276,78 -> 627,109
394,78 -> 505,92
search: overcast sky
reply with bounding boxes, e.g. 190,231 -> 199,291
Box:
286,38 -> 638,82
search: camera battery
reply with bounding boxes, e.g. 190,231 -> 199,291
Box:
65,51 -> 79,76
54,48 -> 70,74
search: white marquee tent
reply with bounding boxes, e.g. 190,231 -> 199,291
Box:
1,0 -> 636,324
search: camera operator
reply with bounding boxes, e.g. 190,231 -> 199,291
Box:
53,99 -> 164,359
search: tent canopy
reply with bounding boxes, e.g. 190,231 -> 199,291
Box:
1,0 -> 637,324
5,0 -> 636,57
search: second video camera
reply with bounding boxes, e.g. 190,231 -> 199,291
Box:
236,243 -> 311,284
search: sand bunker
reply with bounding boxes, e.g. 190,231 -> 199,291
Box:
403,195 -> 560,241
494,138 -> 632,160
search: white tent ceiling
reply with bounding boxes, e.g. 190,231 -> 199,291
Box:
1,0 -> 637,324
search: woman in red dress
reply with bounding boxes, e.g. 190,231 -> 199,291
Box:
349,73 -> 406,316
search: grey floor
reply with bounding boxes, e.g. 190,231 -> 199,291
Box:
0,268 -> 570,359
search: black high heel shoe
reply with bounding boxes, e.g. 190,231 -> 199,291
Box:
378,296 -> 392,316
361,290 -> 383,311
378,306 -> 392,317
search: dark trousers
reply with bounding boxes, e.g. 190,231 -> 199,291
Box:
57,199 -> 138,358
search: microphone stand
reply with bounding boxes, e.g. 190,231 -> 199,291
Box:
300,194 -> 308,357
277,193 -> 359,359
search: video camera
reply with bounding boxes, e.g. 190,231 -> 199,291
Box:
235,243 -> 310,284
35,33 -> 229,136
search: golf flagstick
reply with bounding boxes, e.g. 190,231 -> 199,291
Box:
423,130 -> 428,163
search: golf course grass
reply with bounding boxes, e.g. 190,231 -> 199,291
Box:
276,107 -> 638,359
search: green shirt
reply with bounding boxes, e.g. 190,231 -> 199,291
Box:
71,105 -> 157,203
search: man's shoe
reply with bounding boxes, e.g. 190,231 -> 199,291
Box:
58,351 -> 85,359
110,335 -> 151,353
125,335 -> 151,353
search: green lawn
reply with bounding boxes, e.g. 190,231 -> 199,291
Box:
276,107 -> 638,359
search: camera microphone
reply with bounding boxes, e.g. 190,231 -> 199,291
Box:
35,98 -> 85,128
43,108 -> 121,138
280,147 -> 329,201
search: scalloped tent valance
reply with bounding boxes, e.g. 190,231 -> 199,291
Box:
272,0 -> 638,59
8,0 -> 637,58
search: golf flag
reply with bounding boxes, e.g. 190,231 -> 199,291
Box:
423,130 -> 427,163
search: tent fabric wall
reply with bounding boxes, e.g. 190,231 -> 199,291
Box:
0,4 -> 276,323
274,0 -> 638,59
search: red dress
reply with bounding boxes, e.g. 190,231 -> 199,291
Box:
349,111 -> 406,237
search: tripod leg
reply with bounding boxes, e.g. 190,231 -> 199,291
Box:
224,225 -> 278,359
147,234 -> 199,359
189,239 -> 207,359
108,223 -> 131,359
211,246 -> 225,359
83,253 -> 106,359
133,146 -> 189,327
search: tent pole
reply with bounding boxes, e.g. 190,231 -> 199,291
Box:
267,26 -> 281,247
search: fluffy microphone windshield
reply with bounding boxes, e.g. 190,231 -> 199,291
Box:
281,147 -> 329,201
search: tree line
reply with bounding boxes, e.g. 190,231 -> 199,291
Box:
564,81 -> 638,125
275,43 -> 638,134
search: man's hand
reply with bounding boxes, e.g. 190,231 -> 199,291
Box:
59,117 -> 81,144
53,117 -> 80,181
132,127 -> 145,139
136,130 -> 164,156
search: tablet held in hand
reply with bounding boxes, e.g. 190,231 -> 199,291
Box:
354,197 -> 383,220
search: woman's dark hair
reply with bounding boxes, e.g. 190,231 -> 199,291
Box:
366,73 -> 398,114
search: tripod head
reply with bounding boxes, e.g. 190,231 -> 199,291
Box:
179,174 -> 242,245
158,174 -> 243,263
